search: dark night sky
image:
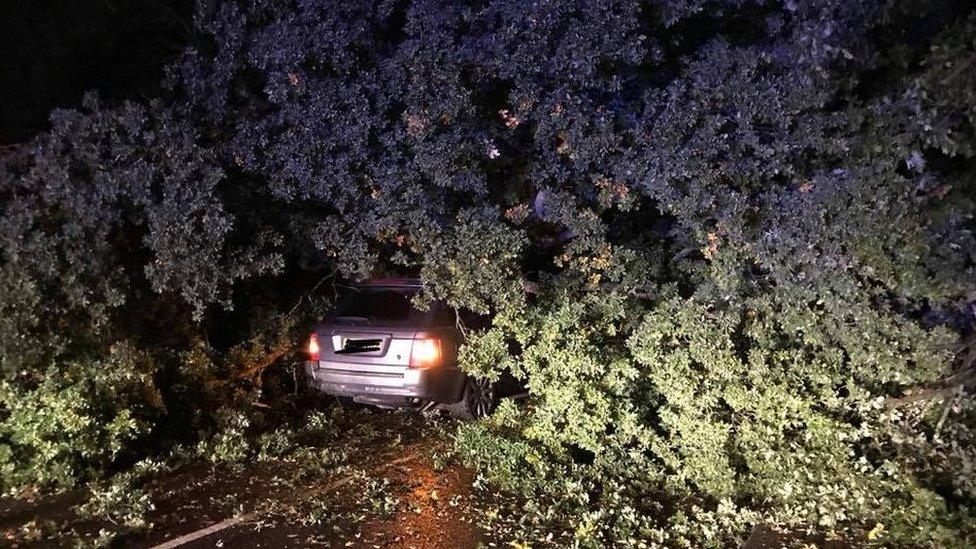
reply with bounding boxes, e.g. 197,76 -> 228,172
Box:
0,0 -> 193,144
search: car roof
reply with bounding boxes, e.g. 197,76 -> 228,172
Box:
358,277 -> 422,288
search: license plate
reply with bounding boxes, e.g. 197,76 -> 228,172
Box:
336,337 -> 382,354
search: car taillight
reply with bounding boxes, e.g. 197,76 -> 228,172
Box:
409,337 -> 441,368
307,333 -> 320,361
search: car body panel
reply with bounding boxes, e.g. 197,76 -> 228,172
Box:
304,279 -> 466,406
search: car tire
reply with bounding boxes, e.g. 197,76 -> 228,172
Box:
449,376 -> 497,420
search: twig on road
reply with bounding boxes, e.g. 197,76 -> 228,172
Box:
149,451 -> 422,549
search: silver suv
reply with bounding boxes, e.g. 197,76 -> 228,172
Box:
303,278 -> 496,419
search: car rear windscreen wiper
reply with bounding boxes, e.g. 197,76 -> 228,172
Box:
335,316 -> 371,325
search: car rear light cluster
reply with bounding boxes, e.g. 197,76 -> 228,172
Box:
409,337 -> 441,368
307,333 -> 320,361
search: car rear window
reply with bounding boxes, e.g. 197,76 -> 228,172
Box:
334,287 -> 417,322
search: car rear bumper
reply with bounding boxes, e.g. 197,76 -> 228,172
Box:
305,361 -> 465,404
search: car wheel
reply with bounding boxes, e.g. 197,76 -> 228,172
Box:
451,376 -> 496,420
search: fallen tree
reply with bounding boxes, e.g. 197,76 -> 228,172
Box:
1,0 -> 975,546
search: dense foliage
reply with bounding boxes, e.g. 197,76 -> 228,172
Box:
2,0 -> 975,546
